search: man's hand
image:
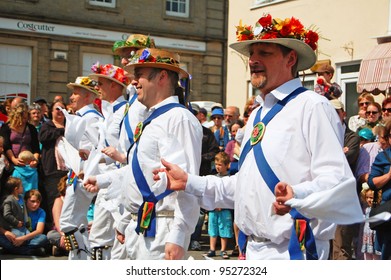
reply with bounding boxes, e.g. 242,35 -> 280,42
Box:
165,242 -> 185,260
273,182 -> 293,215
152,159 -> 188,191
84,176 -> 100,193
79,149 -> 90,161
102,146 -> 126,163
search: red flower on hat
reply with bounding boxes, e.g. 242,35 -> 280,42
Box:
258,14 -> 273,28
236,13 -> 319,51
91,62 -> 128,84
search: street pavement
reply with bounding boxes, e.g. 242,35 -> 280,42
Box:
0,226 -> 238,261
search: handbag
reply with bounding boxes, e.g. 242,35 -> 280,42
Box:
369,151 -> 391,231
369,199 -> 391,230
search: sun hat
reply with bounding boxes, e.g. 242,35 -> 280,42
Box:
313,63 -> 334,74
112,34 -> 156,56
89,62 -> 129,88
211,107 -> 224,118
124,48 -> 189,79
330,99 -> 344,111
229,13 -> 319,71
66,76 -> 99,95
358,128 -> 375,141
33,96 -> 48,104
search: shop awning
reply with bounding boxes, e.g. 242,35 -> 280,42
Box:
357,42 -> 391,95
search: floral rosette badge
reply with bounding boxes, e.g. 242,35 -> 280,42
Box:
134,122 -> 143,142
250,122 -> 266,146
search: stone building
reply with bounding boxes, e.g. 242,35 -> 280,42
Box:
0,0 -> 228,104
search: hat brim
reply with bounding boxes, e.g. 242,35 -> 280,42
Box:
66,83 -> 99,95
124,62 -> 189,79
88,74 -> 127,88
113,46 -> 137,56
229,38 -> 317,71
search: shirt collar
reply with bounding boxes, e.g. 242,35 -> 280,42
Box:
76,103 -> 96,115
256,78 -> 303,106
145,96 -> 179,117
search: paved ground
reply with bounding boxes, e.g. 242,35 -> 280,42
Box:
0,225 -> 238,261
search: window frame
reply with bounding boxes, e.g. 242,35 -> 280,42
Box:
89,0 -> 116,8
165,0 -> 189,18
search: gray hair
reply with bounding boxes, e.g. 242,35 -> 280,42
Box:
29,103 -> 42,112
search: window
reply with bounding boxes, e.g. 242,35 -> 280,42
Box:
89,0 -> 115,8
166,0 -> 189,18
252,0 -> 290,8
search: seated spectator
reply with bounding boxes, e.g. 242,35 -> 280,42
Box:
0,178 -> 47,255
47,175 -> 68,256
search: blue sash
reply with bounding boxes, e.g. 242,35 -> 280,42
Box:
121,94 -> 138,146
131,103 -> 186,237
238,87 -> 318,260
80,109 -> 103,118
104,101 -> 127,147
113,100 -> 127,113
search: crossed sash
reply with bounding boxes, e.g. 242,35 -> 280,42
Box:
238,87 -> 318,260
130,103 -> 186,237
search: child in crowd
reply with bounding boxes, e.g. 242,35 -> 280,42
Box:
47,175 -> 67,256
1,177 -> 27,234
11,150 -> 38,194
1,178 -> 47,255
205,152 -> 233,259
23,190 -> 49,252
360,186 -> 381,260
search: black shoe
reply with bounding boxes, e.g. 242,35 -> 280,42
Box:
32,247 -> 47,256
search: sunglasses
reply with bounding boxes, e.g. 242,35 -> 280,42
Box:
366,111 -> 379,115
212,116 -> 223,120
359,102 -> 370,106
382,108 -> 391,113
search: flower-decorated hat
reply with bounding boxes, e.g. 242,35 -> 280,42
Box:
124,48 -> 189,79
112,34 -> 156,56
89,62 -> 129,88
229,13 -> 319,71
66,76 -> 99,95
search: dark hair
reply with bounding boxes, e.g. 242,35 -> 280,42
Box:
382,97 -> 391,109
48,100 -> 66,119
3,177 -> 22,196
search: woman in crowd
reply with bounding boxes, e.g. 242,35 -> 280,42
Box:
348,92 -> 375,132
0,103 -> 40,172
367,120 -> 391,260
38,101 -> 68,228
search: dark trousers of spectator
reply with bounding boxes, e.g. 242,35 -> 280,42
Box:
331,223 -> 360,260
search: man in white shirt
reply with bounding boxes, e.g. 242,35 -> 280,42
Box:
153,13 -> 364,260
84,48 -> 202,260
59,76 -> 103,260
87,63 -> 129,260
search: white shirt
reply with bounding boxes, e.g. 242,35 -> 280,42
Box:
185,78 -> 364,258
96,96 -> 203,249
75,104 -> 102,151
118,91 -> 147,155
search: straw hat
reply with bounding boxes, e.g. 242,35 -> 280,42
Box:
89,62 -> 129,88
124,48 -> 189,79
66,76 -> 99,95
229,14 -> 319,71
112,34 -> 156,56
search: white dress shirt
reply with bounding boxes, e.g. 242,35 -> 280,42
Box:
185,78 -> 364,259
96,96 -> 202,258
